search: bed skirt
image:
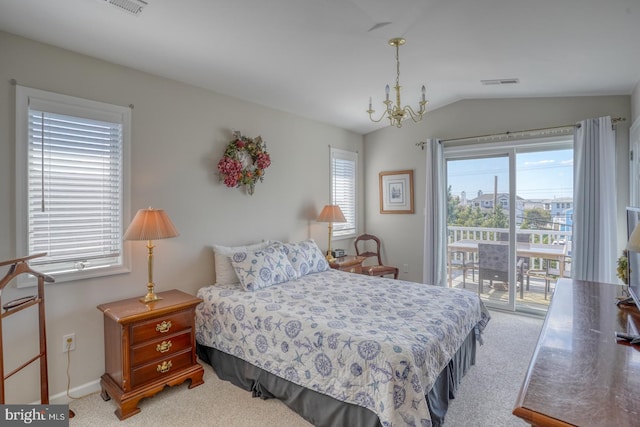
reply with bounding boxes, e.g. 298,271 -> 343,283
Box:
196,327 -> 477,427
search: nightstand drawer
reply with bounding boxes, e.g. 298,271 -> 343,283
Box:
131,348 -> 192,387
131,331 -> 192,366
131,310 -> 192,344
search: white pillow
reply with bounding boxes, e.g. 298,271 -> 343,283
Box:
213,240 -> 272,285
281,239 -> 329,277
231,243 -> 297,291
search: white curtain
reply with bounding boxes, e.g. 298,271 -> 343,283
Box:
572,116 -> 618,283
423,139 -> 447,286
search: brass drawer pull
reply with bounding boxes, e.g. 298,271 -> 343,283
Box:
157,360 -> 172,373
156,320 -> 172,333
156,340 -> 172,353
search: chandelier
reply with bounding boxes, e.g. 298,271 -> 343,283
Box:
367,38 -> 427,128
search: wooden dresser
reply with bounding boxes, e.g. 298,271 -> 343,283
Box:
97,289 -> 204,420
513,278 -> 640,426
329,255 -> 365,273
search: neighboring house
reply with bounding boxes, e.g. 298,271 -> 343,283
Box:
469,191 -> 526,225
543,197 -> 573,230
554,207 -> 574,233
543,197 -> 573,218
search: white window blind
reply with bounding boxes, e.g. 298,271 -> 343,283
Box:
16,86 -> 130,285
330,148 -> 357,238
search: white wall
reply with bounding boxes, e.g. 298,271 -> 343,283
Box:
364,96 -> 631,284
632,80 -> 640,125
0,31 -> 363,402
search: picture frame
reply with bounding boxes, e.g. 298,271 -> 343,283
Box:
379,170 -> 414,214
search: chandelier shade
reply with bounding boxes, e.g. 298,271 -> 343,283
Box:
367,38 -> 427,128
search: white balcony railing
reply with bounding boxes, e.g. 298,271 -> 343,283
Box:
448,226 -> 572,249
448,226 -> 572,274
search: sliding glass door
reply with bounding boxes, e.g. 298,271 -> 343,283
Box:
446,151 -> 516,311
444,139 -> 573,314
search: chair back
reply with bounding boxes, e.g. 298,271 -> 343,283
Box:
478,243 -> 509,272
354,234 -> 383,265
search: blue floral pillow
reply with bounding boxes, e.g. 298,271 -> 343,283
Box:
231,243 -> 297,291
281,239 -> 329,277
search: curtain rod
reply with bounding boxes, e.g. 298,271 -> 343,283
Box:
416,116 -> 626,149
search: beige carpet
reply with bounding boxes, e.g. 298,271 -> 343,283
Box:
69,310 -> 543,427
68,364 -> 312,427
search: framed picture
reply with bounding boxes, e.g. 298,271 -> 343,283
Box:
379,170 -> 414,214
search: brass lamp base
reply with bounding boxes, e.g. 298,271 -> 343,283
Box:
325,223 -> 336,263
140,282 -> 162,304
326,251 -> 336,263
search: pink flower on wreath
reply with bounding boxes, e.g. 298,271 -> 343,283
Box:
235,140 -> 245,149
256,152 -> 271,170
217,157 -> 242,187
223,174 -> 239,187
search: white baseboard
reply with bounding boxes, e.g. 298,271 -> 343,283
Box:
48,379 -> 102,404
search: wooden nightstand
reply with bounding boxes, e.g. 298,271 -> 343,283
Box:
97,289 -> 204,420
329,255 -> 365,273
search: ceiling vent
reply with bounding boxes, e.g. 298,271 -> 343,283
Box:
103,0 -> 147,16
481,78 -> 520,86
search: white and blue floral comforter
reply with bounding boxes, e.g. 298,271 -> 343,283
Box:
195,269 -> 490,427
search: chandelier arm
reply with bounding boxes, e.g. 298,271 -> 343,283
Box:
403,105 -> 427,123
367,99 -> 394,123
367,110 -> 390,123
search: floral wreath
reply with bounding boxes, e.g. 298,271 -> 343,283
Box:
217,131 -> 271,195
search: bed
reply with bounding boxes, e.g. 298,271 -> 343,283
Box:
195,240 -> 490,427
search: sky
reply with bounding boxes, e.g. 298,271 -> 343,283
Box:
447,149 -> 573,201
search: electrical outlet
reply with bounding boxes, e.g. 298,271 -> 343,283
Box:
63,333 -> 76,352
403,263 -> 409,273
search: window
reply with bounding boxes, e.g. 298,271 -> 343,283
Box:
330,148 -> 357,238
15,86 -> 130,285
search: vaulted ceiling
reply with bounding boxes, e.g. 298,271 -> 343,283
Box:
1,0 -> 638,134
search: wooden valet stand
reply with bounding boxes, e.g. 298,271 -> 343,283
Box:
0,253 -> 74,418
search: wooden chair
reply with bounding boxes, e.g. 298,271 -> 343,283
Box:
354,234 -> 399,279
0,253 -> 54,404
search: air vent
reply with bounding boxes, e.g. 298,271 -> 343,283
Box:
481,78 -> 520,86
103,0 -> 147,16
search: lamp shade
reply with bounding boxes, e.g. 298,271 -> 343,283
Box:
123,208 -> 179,241
628,223 -> 640,252
316,205 -> 346,223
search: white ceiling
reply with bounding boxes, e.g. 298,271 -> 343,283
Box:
1,0 -> 639,135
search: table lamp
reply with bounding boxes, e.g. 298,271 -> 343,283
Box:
316,204 -> 346,262
123,207 -> 179,303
